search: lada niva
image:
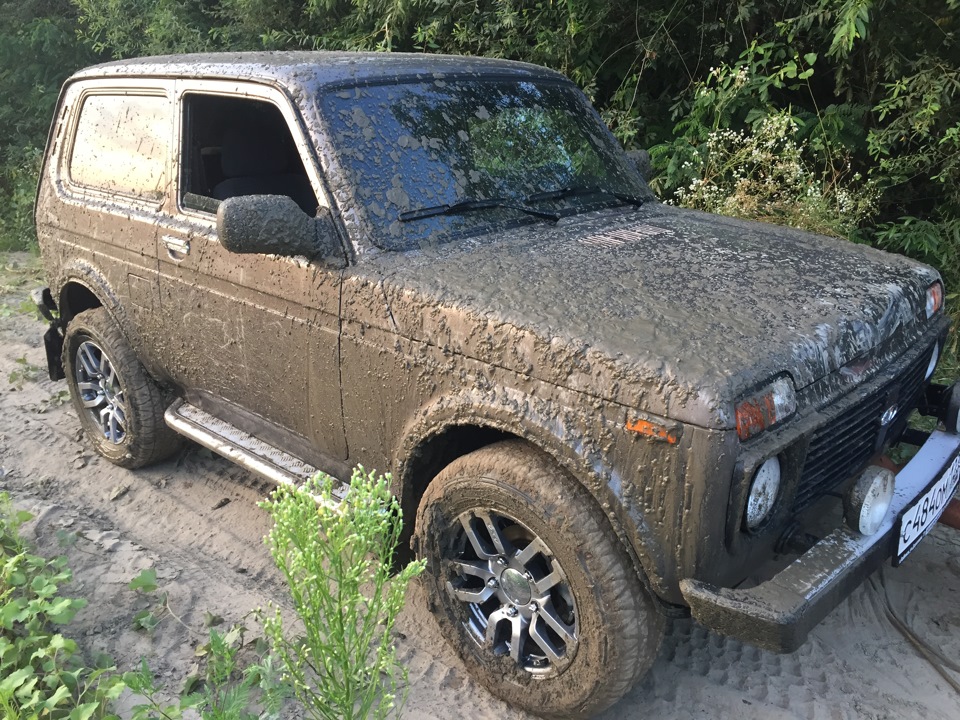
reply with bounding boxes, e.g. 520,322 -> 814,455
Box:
33,51 -> 960,718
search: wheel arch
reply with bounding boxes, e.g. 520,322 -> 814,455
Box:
54,260 -> 142,352
59,280 -> 103,322
394,387 -> 670,600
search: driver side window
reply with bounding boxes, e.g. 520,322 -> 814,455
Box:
179,94 -> 319,216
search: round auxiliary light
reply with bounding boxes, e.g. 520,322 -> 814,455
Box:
746,457 -> 781,531
844,466 -> 895,536
926,342 -> 940,380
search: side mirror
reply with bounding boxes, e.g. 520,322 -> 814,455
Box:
216,195 -> 344,266
625,149 -> 652,182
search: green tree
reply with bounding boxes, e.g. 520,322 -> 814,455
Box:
0,0 -> 97,250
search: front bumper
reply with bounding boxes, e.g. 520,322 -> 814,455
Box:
680,423 -> 960,653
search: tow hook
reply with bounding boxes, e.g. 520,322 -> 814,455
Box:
775,521 -> 819,555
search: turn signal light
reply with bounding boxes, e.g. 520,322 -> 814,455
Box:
926,281 -> 944,319
735,377 -> 797,441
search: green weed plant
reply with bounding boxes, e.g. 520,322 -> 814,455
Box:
260,468 -> 425,720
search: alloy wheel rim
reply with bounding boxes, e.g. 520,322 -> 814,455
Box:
74,340 -> 127,444
445,509 -> 578,676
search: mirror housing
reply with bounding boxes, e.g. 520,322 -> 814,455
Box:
625,149 -> 652,182
216,195 -> 344,265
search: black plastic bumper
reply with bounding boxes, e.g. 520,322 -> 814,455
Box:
680,421 -> 960,653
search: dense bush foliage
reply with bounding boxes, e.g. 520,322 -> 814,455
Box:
0,0 -> 98,251
1,0 -> 958,341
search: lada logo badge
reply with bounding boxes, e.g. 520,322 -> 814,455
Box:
880,404 -> 899,426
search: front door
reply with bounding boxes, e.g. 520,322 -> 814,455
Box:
154,82 -> 347,461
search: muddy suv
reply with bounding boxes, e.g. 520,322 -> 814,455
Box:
34,52 -> 960,718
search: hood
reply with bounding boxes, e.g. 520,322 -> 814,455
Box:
370,204 -> 940,428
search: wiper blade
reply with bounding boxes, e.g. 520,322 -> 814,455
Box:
526,185 -> 645,208
398,197 -> 560,223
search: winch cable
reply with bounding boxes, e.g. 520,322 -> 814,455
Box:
870,570 -> 960,695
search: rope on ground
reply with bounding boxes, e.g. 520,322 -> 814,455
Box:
871,569 -> 960,695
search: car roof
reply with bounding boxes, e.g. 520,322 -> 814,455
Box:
69,51 -> 569,89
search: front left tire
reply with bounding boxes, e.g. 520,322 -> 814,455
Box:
415,440 -> 665,718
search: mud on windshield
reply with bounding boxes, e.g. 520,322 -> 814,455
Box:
318,77 -> 652,251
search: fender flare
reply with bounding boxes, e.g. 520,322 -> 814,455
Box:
55,260 -> 144,358
394,384 -> 672,599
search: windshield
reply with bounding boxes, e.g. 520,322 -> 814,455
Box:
318,78 -> 652,250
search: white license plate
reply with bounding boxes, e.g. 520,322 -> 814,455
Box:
895,453 -> 960,565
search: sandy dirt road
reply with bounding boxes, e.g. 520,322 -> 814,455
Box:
1,252 -> 958,719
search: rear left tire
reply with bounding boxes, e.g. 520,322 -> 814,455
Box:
63,308 -> 181,468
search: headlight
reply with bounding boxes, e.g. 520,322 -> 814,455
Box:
745,457 -> 781,530
926,281 -> 944,319
735,377 -> 797,441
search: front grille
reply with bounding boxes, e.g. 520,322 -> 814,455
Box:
792,345 -> 933,512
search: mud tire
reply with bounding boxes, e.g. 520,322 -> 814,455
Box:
415,440 -> 664,719
63,308 -> 181,468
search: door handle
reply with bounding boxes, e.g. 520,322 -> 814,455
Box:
162,235 -> 190,256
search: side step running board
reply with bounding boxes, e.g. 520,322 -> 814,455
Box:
164,400 -> 347,501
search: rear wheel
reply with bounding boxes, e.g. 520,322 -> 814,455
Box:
63,308 -> 181,468
415,440 -> 664,718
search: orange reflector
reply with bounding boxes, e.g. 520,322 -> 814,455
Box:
626,418 -> 680,444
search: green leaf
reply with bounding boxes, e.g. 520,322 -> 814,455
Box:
1,598 -> 28,628
128,568 -> 158,593
40,683 -> 71,710
132,609 -> 160,632
0,666 -> 34,694
31,573 -> 55,594
69,701 -> 101,720
47,597 -> 85,624
803,52 -> 817,65
181,673 -> 201,695
104,678 -> 126,701
223,625 -> 243,647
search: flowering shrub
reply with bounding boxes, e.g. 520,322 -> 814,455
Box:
669,111 -> 877,239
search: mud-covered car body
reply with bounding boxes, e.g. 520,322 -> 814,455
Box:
34,51 -> 960,716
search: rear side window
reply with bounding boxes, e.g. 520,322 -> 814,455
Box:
69,94 -> 170,200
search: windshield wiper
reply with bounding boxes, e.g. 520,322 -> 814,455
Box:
398,197 -> 560,223
526,185 -> 646,208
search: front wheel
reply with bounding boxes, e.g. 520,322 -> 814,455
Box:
415,440 -> 664,718
63,308 -> 181,468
